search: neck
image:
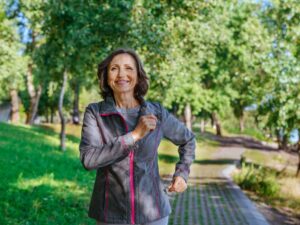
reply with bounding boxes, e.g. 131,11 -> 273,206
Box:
113,93 -> 140,109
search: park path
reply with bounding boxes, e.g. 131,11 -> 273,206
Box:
163,143 -> 270,225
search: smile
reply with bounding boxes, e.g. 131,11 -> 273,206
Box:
115,80 -> 130,85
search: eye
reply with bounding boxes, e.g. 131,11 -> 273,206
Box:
110,67 -> 117,71
126,67 -> 133,70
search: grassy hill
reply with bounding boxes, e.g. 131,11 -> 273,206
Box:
0,122 -> 216,225
0,122 -> 96,225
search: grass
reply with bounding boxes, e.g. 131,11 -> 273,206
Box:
242,149 -> 298,175
224,127 -> 270,142
0,122 -> 94,225
233,155 -> 300,215
0,122 -> 217,225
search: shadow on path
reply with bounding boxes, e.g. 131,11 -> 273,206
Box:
203,132 -> 278,151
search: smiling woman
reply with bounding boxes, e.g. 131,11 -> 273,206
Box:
98,49 -> 149,106
107,54 -> 138,96
79,48 -> 196,225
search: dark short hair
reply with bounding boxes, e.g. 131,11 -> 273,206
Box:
97,48 -> 149,103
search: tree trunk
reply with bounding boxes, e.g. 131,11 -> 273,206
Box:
50,108 -> 54,123
276,129 -> 282,150
45,109 -> 49,123
184,103 -> 192,131
239,113 -> 244,133
281,134 -> 288,151
200,119 -> 205,133
25,62 -> 42,125
72,82 -> 80,124
297,149 -> 300,177
296,132 -> 300,177
30,85 -> 42,124
10,89 -> 19,123
58,69 -> 68,151
212,112 -> 222,136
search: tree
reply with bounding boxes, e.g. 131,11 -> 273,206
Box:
37,0 -> 135,150
223,1 -> 272,132
0,1 -> 25,123
7,0 -> 45,124
257,0 -> 300,152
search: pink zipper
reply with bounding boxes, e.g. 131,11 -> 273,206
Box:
129,151 -> 135,224
100,113 -> 135,224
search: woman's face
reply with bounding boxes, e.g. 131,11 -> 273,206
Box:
108,53 -> 138,97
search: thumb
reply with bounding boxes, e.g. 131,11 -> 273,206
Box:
168,180 -> 175,190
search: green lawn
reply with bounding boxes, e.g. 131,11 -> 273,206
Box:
0,122 -> 94,225
0,122 -> 216,225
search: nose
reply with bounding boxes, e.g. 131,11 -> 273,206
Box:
117,67 -> 126,78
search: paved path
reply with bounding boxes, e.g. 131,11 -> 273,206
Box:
164,146 -> 270,225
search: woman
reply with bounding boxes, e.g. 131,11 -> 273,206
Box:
79,48 -> 196,225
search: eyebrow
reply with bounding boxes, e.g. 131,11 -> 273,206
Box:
110,64 -> 134,67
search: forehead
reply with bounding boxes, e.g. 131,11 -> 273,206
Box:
110,53 -> 136,66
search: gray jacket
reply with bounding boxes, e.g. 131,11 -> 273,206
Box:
79,96 -> 196,224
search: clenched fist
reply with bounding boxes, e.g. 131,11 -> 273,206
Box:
131,114 -> 157,142
168,176 -> 187,193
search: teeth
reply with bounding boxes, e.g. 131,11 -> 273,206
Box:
116,80 -> 128,84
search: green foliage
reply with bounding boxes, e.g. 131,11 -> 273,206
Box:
256,0 -> 300,141
234,162 -> 280,198
1,0 -> 300,147
0,1 -> 25,99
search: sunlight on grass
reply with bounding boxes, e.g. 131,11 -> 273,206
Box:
41,123 -> 82,138
242,149 -> 298,174
279,178 -> 300,201
13,173 -> 86,196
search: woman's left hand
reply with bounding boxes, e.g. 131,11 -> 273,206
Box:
167,176 -> 187,193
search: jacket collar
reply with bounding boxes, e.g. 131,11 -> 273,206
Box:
99,95 -> 155,117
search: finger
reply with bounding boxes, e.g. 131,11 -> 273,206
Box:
179,184 -> 187,192
168,185 -> 175,192
146,114 -> 157,121
140,116 -> 157,125
172,178 -> 181,189
168,181 -> 175,191
174,179 -> 186,192
177,182 -> 187,193
146,121 -> 156,131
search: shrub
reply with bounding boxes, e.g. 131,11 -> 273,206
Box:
233,162 -> 279,198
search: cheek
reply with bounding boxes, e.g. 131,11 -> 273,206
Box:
131,73 -> 138,85
107,73 -> 115,85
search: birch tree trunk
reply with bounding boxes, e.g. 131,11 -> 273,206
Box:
184,103 -> 192,131
239,112 -> 244,132
212,112 -> 222,136
58,69 -> 68,151
72,83 -> 80,124
10,89 -> 19,123
200,119 -> 205,133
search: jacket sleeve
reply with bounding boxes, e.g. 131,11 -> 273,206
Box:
79,104 -> 135,170
160,103 -> 196,182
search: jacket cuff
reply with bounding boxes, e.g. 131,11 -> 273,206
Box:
120,132 -> 135,150
173,167 -> 190,183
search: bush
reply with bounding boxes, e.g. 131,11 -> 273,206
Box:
233,162 -> 279,198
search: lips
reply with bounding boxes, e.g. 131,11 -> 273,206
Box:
115,80 -> 129,85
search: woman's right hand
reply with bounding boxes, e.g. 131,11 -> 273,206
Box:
131,114 -> 157,142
